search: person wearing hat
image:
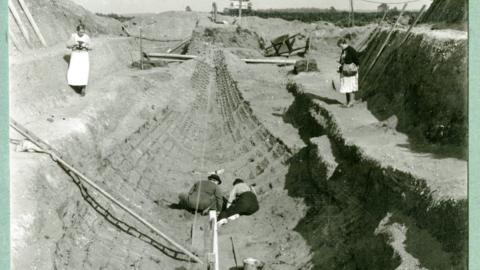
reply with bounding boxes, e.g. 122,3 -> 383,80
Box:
178,174 -> 224,214
217,178 -> 259,224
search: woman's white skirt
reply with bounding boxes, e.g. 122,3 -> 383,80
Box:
67,51 -> 89,86
339,74 -> 358,93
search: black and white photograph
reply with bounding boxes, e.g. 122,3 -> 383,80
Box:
7,0 -> 468,269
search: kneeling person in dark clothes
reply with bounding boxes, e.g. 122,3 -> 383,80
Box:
218,178 -> 259,225
178,174 -> 224,215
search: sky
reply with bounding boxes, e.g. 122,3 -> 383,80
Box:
71,0 -> 433,14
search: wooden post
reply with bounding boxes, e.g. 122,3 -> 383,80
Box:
139,27 -> 143,70
350,0 -> 355,27
8,0 -> 31,45
17,0 -> 47,46
9,119 -> 204,265
239,0 -> 242,22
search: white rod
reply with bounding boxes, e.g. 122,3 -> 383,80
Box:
8,0 -> 31,45
209,211 -> 219,270
17,0 -> 47,46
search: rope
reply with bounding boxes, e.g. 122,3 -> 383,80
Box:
191,53 -> 214,238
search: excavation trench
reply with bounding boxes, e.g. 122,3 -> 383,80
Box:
10,6 -> 467,269
12,48 -> 310,269
12,46 -> 466,269
282,86 -> 467,270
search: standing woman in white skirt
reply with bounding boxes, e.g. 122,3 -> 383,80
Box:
66,24 -> 92,96
337,38 -> 360,107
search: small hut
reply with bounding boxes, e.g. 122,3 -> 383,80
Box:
377,3 -> 388,13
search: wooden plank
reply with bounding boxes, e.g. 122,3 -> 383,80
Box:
17,0 -> 47,46
146,53 -> 296,65
147,53 -> 198,60
241,58 -> 296,65
9,119 -> 204,265
8,0 -> 31,45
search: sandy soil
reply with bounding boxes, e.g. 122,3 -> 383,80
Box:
9,3 -> 468,269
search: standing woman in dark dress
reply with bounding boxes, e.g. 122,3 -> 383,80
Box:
337,38 -> 360,107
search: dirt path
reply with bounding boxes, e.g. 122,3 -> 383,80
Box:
292,53 -> 467,202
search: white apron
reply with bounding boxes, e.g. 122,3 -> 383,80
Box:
67,33 -> 90,86
339,74 -> 359,93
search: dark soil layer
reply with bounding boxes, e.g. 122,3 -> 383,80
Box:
422,0 -> 468,25
249,9 -> 420,27
359,29 -> 467,159
284,88 -> 467,269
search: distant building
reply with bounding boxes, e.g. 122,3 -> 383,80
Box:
377,3 -> 388,13
229,0 -> 253,10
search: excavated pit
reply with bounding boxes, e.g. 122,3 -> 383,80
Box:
10,1 -> 468,269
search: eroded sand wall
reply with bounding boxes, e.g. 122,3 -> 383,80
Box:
286,78 -> 467,269
359,28 -> 467,158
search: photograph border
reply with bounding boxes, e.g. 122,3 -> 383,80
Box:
469,0 -> 479,269
1,0 -> 10,268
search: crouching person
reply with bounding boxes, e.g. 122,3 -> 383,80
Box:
218,178 -> 259,225
178,174 -> 224,215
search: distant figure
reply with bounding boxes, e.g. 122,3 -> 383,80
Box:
217,178 -> 259,225
66,24 -> 92,96
337,38 -> 359,107
178,174 -> 224,214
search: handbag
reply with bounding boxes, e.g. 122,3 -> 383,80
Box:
342,63 -> 358,76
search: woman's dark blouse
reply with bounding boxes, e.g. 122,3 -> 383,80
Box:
340,46 -> 360,66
